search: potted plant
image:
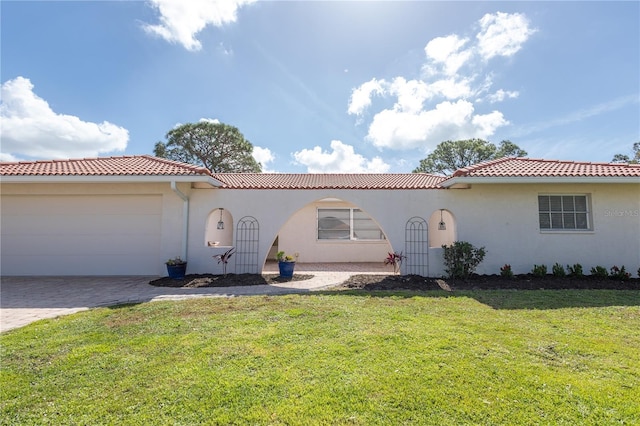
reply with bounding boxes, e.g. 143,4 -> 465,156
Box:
276,251 -> 297,278
165,257 -> 187,280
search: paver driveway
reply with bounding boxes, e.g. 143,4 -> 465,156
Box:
1,263 -> 388,332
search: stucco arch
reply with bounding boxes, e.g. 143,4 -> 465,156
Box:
189,187 -> 420,275
262,196 -> 394,268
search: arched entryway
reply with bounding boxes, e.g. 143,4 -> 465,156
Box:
263,197 -> 393,269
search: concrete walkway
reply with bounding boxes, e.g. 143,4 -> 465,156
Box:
1,263 -> 389,333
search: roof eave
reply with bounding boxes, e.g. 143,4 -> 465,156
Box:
440,176 -> 640,188
0,175 -> 223,187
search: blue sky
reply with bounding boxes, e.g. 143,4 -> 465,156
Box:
1,1 -> 638,172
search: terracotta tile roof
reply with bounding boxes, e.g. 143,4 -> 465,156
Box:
451,157 -> 640,178
0,155 -> 213,177
210,173 -> 446,189
3,155 -> 636,186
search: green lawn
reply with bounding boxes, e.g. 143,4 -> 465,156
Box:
1,290 -> 639,425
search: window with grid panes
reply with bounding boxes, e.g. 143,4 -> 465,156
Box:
317,208 -> 385,240
538,195 -> 590,230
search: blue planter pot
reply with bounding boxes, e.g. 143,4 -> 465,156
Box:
278,261 -> 295,278
167,263 -> 187,280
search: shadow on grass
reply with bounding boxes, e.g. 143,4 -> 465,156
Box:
106,302 -> 144,310
317,289 -> 640,310
463,289 -> 640,310
96,289 -> 640,312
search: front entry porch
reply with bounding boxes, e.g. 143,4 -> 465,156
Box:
262,261 -> 390,275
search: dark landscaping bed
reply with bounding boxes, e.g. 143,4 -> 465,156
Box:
336,274 -> 640,291
150,273 -> 639,290
149,273 -> 314,288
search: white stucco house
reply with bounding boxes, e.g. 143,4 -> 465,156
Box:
1,155 -> 639,277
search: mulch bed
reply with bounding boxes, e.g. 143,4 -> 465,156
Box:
336,274 -> 640,291
149,273 -> 314,288
150,273 -> 639,290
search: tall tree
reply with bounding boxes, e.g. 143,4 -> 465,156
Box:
611,142 -> 640,164
412,139 -> 528,175
154,122 -> 262,173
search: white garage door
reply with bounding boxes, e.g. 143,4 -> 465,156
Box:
1,195 -> 162,275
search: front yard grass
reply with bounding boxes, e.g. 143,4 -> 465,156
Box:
1,290 -> 639,425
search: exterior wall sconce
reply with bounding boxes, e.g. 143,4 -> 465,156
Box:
217,208 -> 225,230
438,209 -> 447,231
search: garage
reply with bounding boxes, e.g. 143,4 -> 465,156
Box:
1,194 -> 162,275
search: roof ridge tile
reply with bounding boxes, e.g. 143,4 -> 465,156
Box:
1,155 -> 213,177
447,157 -> 640,179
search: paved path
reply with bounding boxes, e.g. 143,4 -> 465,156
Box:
1,263 -> 389,333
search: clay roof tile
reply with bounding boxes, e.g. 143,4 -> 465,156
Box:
450,157 -> 640,178
209,173 -> 446,189
0,155 -> 213,177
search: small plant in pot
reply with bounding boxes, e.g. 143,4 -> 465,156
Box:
165,257 -> 187,280
276,251 -> 297,278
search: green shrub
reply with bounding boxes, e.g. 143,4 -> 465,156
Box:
552,263 -> 566,277
610,265 -> 630,281
590,266 -> 608,278
567,263 -> 584,278
500,264 -> 514,278
532,264 -> 547,278
442,241 -> 487,279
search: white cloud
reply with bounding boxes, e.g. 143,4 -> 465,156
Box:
471,110 -> 508,136
389,77 -> 431,113
293,140 -> 390,173
367,100 -> 494,150
476,12 -> 537,60
349,12 -> 534,153
142,0 -> 256,51
347,78 -> 385,116
199,117 -> 220,124
424,34 -> 473,76
429,77 -> 473,100
485,89 -> 519,103
0,152 -> 19,162
0,77 -> 128,160
252,146 -> 275,171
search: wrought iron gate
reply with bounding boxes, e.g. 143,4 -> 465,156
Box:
405,216 -> 428,276
235,216 -> 259,274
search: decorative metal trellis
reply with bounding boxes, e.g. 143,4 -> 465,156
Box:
235,216 -> 259,274
405,216 -> 428,276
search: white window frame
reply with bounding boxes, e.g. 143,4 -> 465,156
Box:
317,208 -> 386,241
538,194 -> 592,231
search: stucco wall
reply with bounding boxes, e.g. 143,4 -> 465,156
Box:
4,179 -> 637,278
188,182 -> 640,277
187,187 -> 448,275
277,200 -> 391,263
446,183 -> 640,275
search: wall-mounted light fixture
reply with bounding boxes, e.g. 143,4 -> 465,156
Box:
438,209 -> 447,231
217,208 -> 225,230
